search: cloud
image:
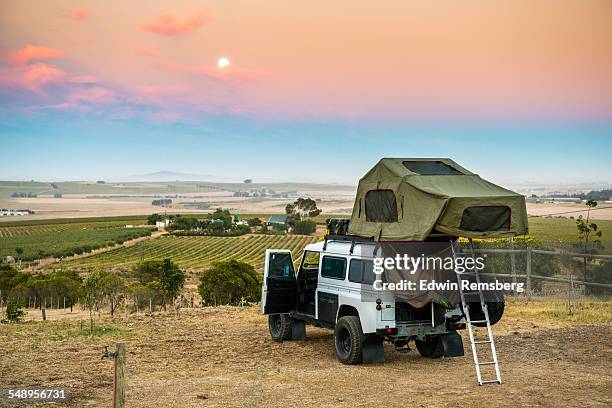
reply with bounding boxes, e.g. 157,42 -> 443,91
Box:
140,12 -> 208,36
67,8 -> 88,21
3,63 -> 67,93
68,87 -> 116,104
161,62 -> 265,84
10,45 -> 64,65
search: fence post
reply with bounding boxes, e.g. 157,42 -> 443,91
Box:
115,343 -> 126,408
510,238 -> 517,296
526,246 -> 532,299
149,297 -> 152,314
568,257 -> 575,315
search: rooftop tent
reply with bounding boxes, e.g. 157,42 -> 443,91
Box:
348,158 -> 528,241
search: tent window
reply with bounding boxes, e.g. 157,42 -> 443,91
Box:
403,161 -> 463,175
365,190 -> 398,222
461,206 -> 511,232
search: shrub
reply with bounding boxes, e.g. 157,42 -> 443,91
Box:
2,300 -> 26,323
292,220 -> 316,235
198,260 -> 261,306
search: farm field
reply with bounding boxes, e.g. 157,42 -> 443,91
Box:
58,234 -> 320,271
0,300 -> 610,407
0,220 -> 154,261
527,216 -> 612,245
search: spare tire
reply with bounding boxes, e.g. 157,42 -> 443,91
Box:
464,301 -> 505,327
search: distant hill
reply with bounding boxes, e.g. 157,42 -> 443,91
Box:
114,171 -> 221,182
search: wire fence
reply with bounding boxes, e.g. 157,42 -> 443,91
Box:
459,243 -> 612,302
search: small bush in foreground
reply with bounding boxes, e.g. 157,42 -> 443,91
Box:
198,260 -> 261,306
1,300 -> 26,323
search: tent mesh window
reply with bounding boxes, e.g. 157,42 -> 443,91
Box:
461,206 -> 511,232
402,160 -> 464,175
365,189 -> 398,222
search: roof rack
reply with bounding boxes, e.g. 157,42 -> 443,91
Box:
322,234 -> 377,254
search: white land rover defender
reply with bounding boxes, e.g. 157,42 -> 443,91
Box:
261,234 -> 504,364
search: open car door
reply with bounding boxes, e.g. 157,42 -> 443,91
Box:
262,249 -> 296,314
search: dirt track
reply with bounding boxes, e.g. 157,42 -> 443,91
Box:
1,303 -> 611,407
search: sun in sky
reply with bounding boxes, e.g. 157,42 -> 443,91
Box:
218,57 -> 230,69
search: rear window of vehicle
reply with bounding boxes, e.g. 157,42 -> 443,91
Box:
348,259 -> 375,285
321,256 -> 347,280
461,206 -> 511,232
403,160 -> 464,175
365,189 -> 398,222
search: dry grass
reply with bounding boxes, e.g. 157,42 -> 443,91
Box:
1,301 -> 611,407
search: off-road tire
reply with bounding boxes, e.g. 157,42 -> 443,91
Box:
334,316 -> 364,364
465,301 -> 505,327
415,336 -> 444,358
268,314 -> 292,342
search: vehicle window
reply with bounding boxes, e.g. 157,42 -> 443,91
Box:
320,256 -> 347,280
348,259 -> 375,285
301,251 -> 320,270
365,189 -> 398,222
268,252 -> 295,277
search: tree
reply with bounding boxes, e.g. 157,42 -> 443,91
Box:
15,247 -> 23,262
285,198 -> 321,225
159,259 -> 185,310
207,209 -> 232,228
576,199 -> 602,281
147,213 -> 162,225
132,260 -> 185,310
292,220 -> 316,235
198,260 -> 261,306
1,300 -> 25,323
99,272 -> 124,316
83,270 -> 105,333
247,217 -> 262,227
243,179 -> 253,184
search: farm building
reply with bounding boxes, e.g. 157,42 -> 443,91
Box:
267,215 -> 288,226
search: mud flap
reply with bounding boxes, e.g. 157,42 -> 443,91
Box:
442,331 -> 464,357
291,320 -> 306,340
362,335 -> 385,363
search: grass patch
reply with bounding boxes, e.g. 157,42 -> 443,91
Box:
505,299 -> 612,324
43,320 -> 132,340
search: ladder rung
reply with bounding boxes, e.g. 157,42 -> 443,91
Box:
478,361 -> 496,365
479,380 -> 501,385
473,340 -> 492,344
469,320 -> 488,324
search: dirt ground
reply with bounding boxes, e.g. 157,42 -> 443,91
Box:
0,302 -> 610,407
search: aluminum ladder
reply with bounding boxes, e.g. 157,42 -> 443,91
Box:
451,238 -> 502,385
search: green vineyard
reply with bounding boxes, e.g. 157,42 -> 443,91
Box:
0,220 -> 154,261
59,234 -> 321,271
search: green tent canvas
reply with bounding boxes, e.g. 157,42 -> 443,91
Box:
348,158 -> 528,241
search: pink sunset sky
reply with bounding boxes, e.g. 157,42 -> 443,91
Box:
0,0 -> 611,122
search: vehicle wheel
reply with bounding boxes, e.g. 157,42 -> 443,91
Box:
334,316 -> 364,364
415,336 -> 444,358
465,301 -> 505,327
268,314 -> 292,342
